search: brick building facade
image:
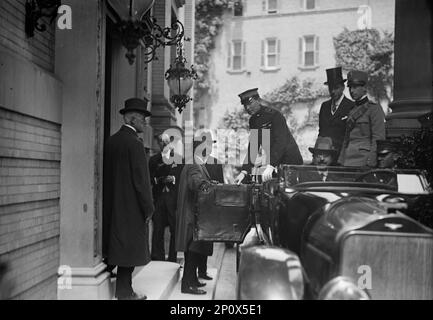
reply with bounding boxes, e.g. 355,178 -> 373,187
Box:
0,0 -> 195,299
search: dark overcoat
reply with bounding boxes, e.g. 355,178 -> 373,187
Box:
103,125 -> 154,267
318,96 -> 355,155
243,103 -> 303,172
175,164 -> 213,256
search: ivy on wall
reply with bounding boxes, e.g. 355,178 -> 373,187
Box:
334,28 -> 394,105
194,0 -> 230,102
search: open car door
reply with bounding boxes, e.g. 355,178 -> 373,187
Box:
194,184 -> 254,243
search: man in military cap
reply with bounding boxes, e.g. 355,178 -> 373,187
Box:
338,71 -> 386,167
318,67 -> 355,156
234,88 -> 303,184
376,139 -> 399,169
103,97 -> 154,300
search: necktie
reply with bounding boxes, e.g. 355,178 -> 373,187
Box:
331,102 -> 337,114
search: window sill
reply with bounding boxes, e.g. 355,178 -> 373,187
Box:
226,69 -> 247,75
260,66 -> 281,73
298,65 -> 320,71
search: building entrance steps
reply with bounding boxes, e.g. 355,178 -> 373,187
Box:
130,261 -> 181,300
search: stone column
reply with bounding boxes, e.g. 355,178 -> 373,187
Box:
55,0 -> 111,299
387,0 -> 433,137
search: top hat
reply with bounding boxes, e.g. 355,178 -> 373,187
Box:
238,88 -> 260,105
119,97 -> 152,117
347,70 -> 368,87
324,67 -> 346,87
309,137 -> 337,155
376,140 -> 398,155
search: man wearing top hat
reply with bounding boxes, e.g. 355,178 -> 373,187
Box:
338,70 -> 386,167
234,88 -> 303,184
103,97 -> 154,300
318,67 -> 355,156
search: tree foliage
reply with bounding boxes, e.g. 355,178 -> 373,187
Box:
194,0 -> 230,102
334,28 -> 394,105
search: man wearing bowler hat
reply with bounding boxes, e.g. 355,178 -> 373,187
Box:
103,97 -> 154,300
338,70 -> 386,167
318,67 -> 355,156
234,88 -> 303,184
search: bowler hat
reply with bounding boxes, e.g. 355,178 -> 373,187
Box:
238,88 -> 260,105
377,140 -> 398,155
119,98 -> 152,117
347,70 -> 368,87
324,67 -> 346,87
309,137 -> 337,155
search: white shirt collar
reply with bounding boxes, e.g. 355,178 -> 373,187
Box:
331,94 -> 345,115
124,124 -> 137,133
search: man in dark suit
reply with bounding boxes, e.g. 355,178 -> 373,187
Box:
149,132 -> 183,262
318,67 -> 355,157
234,88 -> 303,184
103,98 -> 154,300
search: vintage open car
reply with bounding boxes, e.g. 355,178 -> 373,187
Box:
194,165 -> 433,300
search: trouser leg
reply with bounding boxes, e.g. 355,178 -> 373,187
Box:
197,254 -> 207,275
182,251 -> 195,288
167,194 -> 177,262
151,198 -> 166,261
115,266 -> 134,298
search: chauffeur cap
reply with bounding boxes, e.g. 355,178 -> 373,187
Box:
347,70 -> 368,87
238,88 -> 260,105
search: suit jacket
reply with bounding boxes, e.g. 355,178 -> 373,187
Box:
318,96 -> 355,155
102,125 -> 154,267
149,151 -> 183,204
243,104 -> 303,172
175,164 -> 213,256
338,100 -> 386,167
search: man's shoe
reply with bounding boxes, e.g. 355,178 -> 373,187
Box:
198,273 -> 213,281
181,286 -> 206,295
117,292 -> 147,300
194,281 -> 206,288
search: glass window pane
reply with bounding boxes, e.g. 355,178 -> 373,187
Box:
306,0 -> 315,10
267,39 -> 276,53
305,37 -> 314,51
268,55 -> 277,67
233,57 -> 242,70
305,52 -> 314,66
234,42 -> 242,55
268,0 -> 277,11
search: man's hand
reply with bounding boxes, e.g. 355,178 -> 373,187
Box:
200,181 -> 211,193
234,171 -> 247,185
262,165 -> 276,182
165,175 -> 175,184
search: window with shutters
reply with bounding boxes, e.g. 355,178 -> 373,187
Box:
263,0 -> 278,14
299,35 -> 320,69
227,40 -> 246,72
261,38 -> 281,71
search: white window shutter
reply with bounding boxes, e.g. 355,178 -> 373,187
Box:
242,41 -> 246,69
227,42 -> 232,69
315,36 -> 320,65
277,39 -> 281,66
300,0 -> 304,9
261,40 -> 265,67
298,37 -> 303,65
262,0 -> 266,12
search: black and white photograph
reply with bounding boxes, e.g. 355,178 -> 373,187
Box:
0,0 -> 432,305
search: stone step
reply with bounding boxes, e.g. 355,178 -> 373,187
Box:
129,261 -> 181,300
